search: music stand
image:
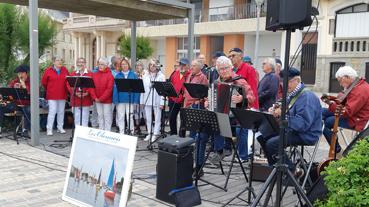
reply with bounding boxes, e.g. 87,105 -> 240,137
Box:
52,76 -> 95,147
0,87 -> 29,144
115,79 -> 144,135
183,83 -> 208,109
180,108 -> 246,191
152,81 -> 178,138
225,108 -> 279,205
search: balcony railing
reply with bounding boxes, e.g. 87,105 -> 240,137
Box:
137,2 -> 267,27
64,15 -> 127,27
333,38 -> 369,55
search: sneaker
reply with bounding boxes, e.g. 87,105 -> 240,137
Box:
144,135 -> 151,141
57,128 -> 66,134
47,130 -> 53,136
209,152 -> 225,165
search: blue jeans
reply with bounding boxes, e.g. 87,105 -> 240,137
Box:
322,108 -> 351,153
257,131 -> 314,171
236,128 -> 249,160
190,132 -> 209,168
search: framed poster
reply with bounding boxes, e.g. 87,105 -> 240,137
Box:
62,126 -> 137,207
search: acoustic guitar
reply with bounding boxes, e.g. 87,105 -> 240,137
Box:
317,104 -> 344,175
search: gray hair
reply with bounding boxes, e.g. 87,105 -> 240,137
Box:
264,57 -> 276,70
335,66 -> 358,79
216,56 -> 232,67
97,57 -> 109,65
192,59 -> 204,69
52,56 -> 62,62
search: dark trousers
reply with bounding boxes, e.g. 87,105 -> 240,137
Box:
169,100 -> 185,136
257,131 -> 315,171
322,108 -> 351,153
0,103 -> 15,128
20,106 -> 31,130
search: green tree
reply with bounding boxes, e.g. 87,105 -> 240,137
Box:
17,11 -> 57,64
0,4 -> 18,84
119,35 -> 153,60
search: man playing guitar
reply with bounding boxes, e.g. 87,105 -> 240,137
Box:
322,66 -> 369,155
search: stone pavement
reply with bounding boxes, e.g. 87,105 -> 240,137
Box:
0,126 -> 354,207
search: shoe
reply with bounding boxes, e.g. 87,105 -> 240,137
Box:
57,128 -> 66,134
209,152 -> 225,165
223,149 -> 232,157
144,135 -> 150,141
294,167 -> 304,179
47,130 -> 53,136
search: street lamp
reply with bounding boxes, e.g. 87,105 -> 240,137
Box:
254,0 -> 264,74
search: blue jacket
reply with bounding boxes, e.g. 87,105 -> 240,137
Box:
258,72 -> 279,111
287,89 -> 322,144
112,70 -> 140,104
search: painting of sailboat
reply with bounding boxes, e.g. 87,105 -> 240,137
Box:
62,126 -> 137,207
104,159 -> 116,200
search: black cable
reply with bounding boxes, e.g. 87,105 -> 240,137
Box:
0,151 -> 67,172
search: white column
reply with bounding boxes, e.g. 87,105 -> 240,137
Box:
101,32 -> 106,57
96,34 -> 101,59
74,33 -> 79,64
78,33 -> 82,58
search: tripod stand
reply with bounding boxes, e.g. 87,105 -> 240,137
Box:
52,76 -> 95,147
251,30 -> 313,207
115,78 -> 144,135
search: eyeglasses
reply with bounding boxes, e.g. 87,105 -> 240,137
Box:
217,66 -> 230,71
228,54 -> 236,58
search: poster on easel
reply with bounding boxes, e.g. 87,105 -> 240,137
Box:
62,126 -> 137,207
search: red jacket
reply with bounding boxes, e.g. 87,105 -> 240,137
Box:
8,77 -> 30,106
183,72 -> 208,108
169,70 -> 191,104
235,62 -> 259,109
66,70 -> 93,107
90,67 -> 114,104
329,79 -> 369,131
41,66 -> 69,100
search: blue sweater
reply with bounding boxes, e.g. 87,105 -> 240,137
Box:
112,70 -> 140,104
287,89 -> 322,144
258,72 -> 279,111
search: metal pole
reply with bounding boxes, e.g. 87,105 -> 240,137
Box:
187,5 -> 195,62
131,21 -> 137,68
254,2 -> 262,73
29,0 -> 40,146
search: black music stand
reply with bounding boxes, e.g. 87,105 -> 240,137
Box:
183,83 -> 208,109
115,79 -> 144,135
0,87 -> 30,144
152,81 -> 178,138
225,108 -> 279,205
180,108 -> 246,191
52,76 -> 95,147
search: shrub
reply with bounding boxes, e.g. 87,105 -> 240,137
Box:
316,137 -> 369,207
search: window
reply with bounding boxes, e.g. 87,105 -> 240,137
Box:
363,41 -> 367,51
357,41 -> 361,51
351,41 -> 354,51
62,49 -> 66,60
329,19 -> 335,35
337,3 -> 369,14
177,37 -> 200,59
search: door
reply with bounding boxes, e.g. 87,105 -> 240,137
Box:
329,62 -> 345,93
300,32 -> 317,84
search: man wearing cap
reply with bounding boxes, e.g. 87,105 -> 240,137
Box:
322,66 -> 369,154
168,57 -> 190,136
0,65 -> 31,137
258,68 -> 322,175
202,51 -> 224,85
228,48 -> 259,109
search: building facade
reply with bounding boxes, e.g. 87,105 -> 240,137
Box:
63,0 -> 369,93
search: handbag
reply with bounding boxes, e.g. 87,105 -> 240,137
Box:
169,185 -> 201,207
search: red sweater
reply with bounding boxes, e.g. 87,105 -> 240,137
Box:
90,68 -> 114,104
66,71 -> 93,107
8,77 -> 30,106
169,70 -> 191,104
235,62 -> 259,109
183,72 -> 208,108
41,66 -> 69,100
329,79 -> 369,131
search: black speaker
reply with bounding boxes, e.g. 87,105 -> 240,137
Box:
266,0 -> 313,31
156,149 -> 193,204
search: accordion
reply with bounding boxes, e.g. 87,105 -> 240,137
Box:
208,81 -> 246,114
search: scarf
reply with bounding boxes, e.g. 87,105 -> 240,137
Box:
287,82 -> 304,104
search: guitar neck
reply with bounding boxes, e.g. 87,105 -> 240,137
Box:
328,113 -> 341,159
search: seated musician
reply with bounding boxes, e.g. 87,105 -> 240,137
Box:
322,66 -> 369,154
206,56 -> 255,165
66,57 -> 93,127
0,65 -> 30,137
258,68 -> 322,175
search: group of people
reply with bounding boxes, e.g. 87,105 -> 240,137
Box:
1,48 -> 369,178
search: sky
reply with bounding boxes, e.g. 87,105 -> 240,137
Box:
70,137 -> 129,183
